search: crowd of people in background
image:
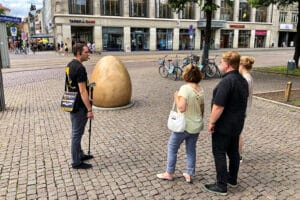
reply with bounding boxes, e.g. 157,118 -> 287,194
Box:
8,39 -> 54,55
8,39 -> 98,56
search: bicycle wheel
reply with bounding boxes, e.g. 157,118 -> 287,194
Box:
169,70 -> 177,81
159,66 -> 168,78
205,63 -> 218,78
174,67 -> 183,80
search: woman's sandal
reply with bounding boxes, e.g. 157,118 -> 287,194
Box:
156,173 -> 174,181
183,173 -> 193,183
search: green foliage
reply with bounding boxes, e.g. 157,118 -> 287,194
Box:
167,0 -> 200,13
167,0 -> 220,12
248,0 -> 299,8
203,2 -> 219,11
0,8 -> 4,15
254,66 -> 300,76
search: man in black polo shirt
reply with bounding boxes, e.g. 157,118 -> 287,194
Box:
204,51 -> 248,195
67,43 -> 94,169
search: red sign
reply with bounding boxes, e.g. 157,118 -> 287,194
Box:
229,24 -> 245,28
255,30 -> 267,35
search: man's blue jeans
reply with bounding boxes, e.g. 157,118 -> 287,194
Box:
166,131 -> 199,175
70,107 -> 88,167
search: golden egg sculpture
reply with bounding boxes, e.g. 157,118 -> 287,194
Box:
90,56 -> 132,108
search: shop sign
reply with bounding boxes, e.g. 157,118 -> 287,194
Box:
0,15 -> 21,23
10,27 -> 17,37
229,24 -> 245,28
280,24 -> 293,30
69,19 -> 95,24
255,30 -> 266,35
197,20 -> 226,28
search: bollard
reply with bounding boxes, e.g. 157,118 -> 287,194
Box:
285,81 -> 292,102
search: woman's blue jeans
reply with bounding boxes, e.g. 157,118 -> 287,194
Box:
70,107 -> 88,167
166,131 -> 199,175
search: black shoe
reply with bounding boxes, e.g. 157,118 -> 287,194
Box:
203,183 -> 227,195
72,162 -> 93,169
227,181 -> 238,188
80,154 -> 94,161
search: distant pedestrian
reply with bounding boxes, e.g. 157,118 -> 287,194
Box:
157,64 -> 204,183
238,56 -> 255,162
65,43 -> 69,54
65,43 -> 94,169
60,41 -> 64,51
31,42 -> 37,55
203,51 -> 248,195
57,43 -> 61,51
87,41 -> 92,52
91,42 -> 96,54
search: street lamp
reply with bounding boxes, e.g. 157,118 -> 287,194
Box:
29,4 -> 36,37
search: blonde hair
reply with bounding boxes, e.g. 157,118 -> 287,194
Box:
222,51 -> 240,70
240,56 -> 255,70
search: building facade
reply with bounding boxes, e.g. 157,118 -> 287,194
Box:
45,0 -> 298,52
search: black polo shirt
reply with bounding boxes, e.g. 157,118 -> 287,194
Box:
211,70 -> 249,136
66,59 -> 88,112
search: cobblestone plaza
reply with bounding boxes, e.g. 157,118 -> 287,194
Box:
0,50 -> 299,199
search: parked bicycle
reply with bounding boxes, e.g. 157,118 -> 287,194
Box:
181,54 -> 221,78
158,55 -> 182,81
203,55 -> 221,78
14,46 -> 27,55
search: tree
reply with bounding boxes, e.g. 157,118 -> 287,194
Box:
168,0 -> 219,66
248,0 -> 300,68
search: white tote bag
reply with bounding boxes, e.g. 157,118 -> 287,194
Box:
167,102 -> 186,132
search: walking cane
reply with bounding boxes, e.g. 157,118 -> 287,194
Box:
88,82 -> 96,156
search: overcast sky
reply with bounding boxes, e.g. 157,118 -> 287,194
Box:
0,0 -> 43,19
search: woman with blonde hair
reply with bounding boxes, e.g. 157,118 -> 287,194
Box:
239,56 -> 255,162
157,64 -> 205,183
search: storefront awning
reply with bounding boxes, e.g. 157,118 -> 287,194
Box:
31,34 -> 54,38
197,20 -> 227,29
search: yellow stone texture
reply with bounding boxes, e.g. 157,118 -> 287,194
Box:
90,56 -> 132,108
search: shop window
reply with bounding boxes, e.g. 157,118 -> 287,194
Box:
239,1 -> 250,22
255,7 -> 267,22
178,3 -> 195,19
69,0 -> 93,15
220,30 -> 234,48
292,12 -> 298,24
71,26 -> 93,44
238,30 -> 251,48
156,0 -> 172,18
179,29 -> 195,50
279,12 -> 287,23
220,0 -> 233,21
131,28 -> 150,51
101,0 -> 122,16
102,27 -> 123,51
157,29 -> 173,50
129,0 -> 148,17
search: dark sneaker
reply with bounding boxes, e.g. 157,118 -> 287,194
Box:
80,154 -> 94,161
240,156 -> 243,163
72,162 -> 93,169
203,183 -> 227,195
227,181 -> 238,188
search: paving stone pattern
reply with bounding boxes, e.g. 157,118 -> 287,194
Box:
0,52 -> 299,199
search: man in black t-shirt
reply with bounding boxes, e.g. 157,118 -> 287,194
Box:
66,43 -> 94,169
204,51 -> 248,195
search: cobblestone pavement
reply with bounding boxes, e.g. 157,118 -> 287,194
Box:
0,50 -> 299,199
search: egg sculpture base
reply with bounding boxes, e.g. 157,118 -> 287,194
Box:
90,56 -> 132,109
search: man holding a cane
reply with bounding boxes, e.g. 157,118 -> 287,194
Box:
66,43 -> 94,169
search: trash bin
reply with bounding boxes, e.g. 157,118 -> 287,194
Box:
287,60 -> 296,71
